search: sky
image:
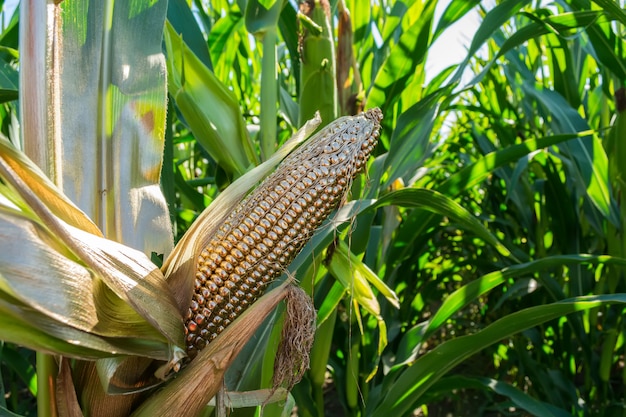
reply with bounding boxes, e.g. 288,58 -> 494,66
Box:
427,0 -> 489,82
3,0 -> 17,27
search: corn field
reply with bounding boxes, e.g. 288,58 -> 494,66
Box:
1,0 -> 626,416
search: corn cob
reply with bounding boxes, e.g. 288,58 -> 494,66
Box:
184,108 -> 382,358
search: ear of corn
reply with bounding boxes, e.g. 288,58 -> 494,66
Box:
184,108 -> 382,358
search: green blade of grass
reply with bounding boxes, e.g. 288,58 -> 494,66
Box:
426,255 -> 626,340
164,21 -> 258,178
450,0 -> 532,84
522,83 -> 619,227
373,188 -> 513,259
367,1 -> 436,110
425,376 -> 572,417
368,293 -> 626,416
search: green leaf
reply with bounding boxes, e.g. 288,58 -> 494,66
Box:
373,188 -> 513,259
0,344 -> 37,396
433,0 -> 481,40
367,1 -> 436,109
384,132 -> 584,274
245,0 -> 283,36
207,10 -> 243,68
381,88 -> 451,187
0,59 -> 17,103
450,0 -> 532,84
522,83 -> 619,227
256,0 -> 278,10
368,294 -> 626,416
427,376 -> 572,417
438,132 -> 591,196
585,17 -> 626,81
315,281 -> 344,326
0,405 -> 26,417
167,0 -> 213,69
427,255 -> 626,339
468,11 -> 615,87
164,21 -> 258,178
278,3 -> 300,93
592,0 -> 626,26
327,240 -> 399,317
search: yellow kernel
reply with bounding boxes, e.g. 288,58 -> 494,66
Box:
211,274 -> 224,286
259,200 -> 271,211
236,242 -> 249,253
292,202 -> 303,213
216,268 -> 228,280
206,281 -> 219,293
267,231 -> 278,242
201,287 -> 210,299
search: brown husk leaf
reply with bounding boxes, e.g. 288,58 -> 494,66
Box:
130,283 -> 291,417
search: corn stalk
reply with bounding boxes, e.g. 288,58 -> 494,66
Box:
1,2 -> 388,416
298,0 -> 338,128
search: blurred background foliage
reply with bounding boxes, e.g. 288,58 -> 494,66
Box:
2,0 -> 626,416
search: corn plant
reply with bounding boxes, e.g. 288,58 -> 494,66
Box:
2,0 -> 626,417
